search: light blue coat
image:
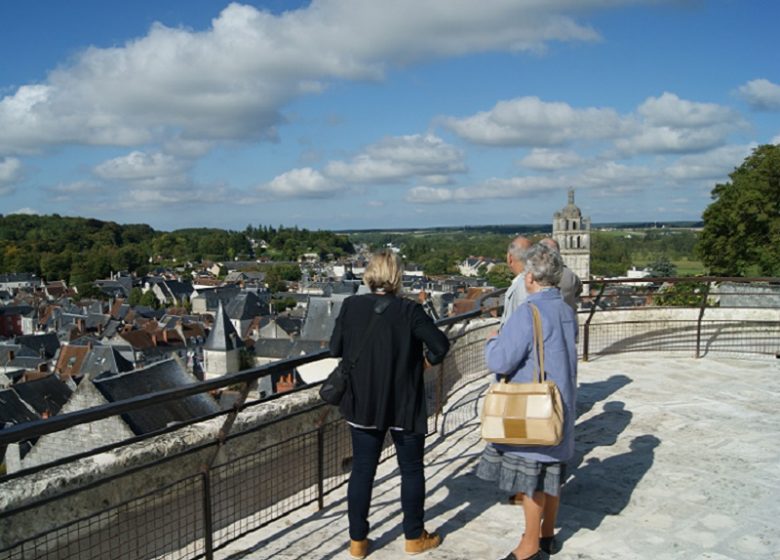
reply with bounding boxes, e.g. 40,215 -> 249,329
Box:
485,288 -> 578,463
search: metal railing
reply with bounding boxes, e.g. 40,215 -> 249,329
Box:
578,277 -> 780,360
0,299 -> 495,560
1,278 -> 779,559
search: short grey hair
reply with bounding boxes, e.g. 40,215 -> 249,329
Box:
539,237 -> 560,253
523,243 -> 563,286
507,236 -> 531,261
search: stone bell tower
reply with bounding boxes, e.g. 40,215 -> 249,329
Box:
552,188 -> 591,280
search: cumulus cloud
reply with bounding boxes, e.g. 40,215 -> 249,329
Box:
440,96 -> 626,147
519,148 -> 584,170
264,167 -> 341,198
407,160 -> 660,204
738,79 -> 780,111
617,93 -> 744,154
0,1 -> 614,156
93,151 -> 189,189
9,207 -> 40,215
664,144 -> 754,181
0,157 -> 23,191
325,134 -> 465,184
407,175 -> 561,203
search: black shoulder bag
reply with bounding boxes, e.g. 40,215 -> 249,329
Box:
319,298 -> 391,405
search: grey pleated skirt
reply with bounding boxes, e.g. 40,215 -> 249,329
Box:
476,444 -> 566,497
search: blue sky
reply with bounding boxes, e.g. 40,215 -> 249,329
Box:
1,0 -> 778,231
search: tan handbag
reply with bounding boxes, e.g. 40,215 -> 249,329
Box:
480,303 -> 564,446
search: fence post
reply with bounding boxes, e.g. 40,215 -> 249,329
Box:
695,282 -> 711,358
315,408 -> 331,510
317,423 -> 325,510
201,468 -> 214,560
583,284 -> 606,362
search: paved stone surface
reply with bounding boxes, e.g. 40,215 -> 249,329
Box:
220,353 -> 780,560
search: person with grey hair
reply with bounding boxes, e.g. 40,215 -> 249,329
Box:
500,236 -> 533,326
539,238 -> 582,315
478,243 -> 578,560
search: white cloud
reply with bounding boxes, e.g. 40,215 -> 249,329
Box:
0,1 -> 615,156
519,148 -> 584,170
440,96 -> 627,147
9,207 -> 39,215
93,151 -> 189,188
0,157 -> 23,190
738,79 -> 780,111
638,92 -> 737,128
325,134 -> 465,184
408,175 -> 561,203
665,144 -> 754,181
617,93 -> 744,154
264,167 -> 341,198
408,160 -> 659,204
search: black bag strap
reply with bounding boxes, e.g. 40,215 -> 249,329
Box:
343,296 -> 391,370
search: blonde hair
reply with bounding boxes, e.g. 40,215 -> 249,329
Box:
363,250 -> 403,294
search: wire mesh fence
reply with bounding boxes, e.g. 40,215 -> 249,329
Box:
2,287 -> 778,560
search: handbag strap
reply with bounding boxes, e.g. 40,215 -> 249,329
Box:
529,303 -> 545,383
343,297 -> 391,370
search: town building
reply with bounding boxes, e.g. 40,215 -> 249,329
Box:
553,188 -> 591,281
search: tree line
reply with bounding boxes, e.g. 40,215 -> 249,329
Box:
0,215 -> 354,287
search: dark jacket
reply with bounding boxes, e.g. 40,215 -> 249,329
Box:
329,293 -> 450,434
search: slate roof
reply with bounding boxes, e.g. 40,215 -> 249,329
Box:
253,338 -> 295,359
80,346 -> 135,379
289,339 -> 329,356
12,375 -> 73,417
0,304 -> 35,317
203,303 -> 244,351
225,291 -> 269,321
299,295 -> 348,341
0,388 -> 40,427
15,333 -> 61,360
93,358 -> 220,435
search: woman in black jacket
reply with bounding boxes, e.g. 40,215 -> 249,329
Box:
329,250 -> 450,558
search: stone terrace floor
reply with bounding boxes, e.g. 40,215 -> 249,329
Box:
219,353 -> 780,560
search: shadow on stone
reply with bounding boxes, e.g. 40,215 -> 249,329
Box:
576,374 -> 632,418
560,434 -> 661,542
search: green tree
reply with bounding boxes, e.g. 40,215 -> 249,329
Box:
129,287 -> 144,306
698,144 -> 780,275
484,263 -> 514,288
648,256 -> 677,278
140,290 -> 159,308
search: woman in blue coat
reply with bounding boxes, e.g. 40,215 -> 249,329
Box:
477,243 -> 578,560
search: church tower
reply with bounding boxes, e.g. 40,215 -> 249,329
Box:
202,301 -> 243,379
552,188 -> 591,281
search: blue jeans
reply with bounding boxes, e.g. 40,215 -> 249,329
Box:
348,426 -> 426,541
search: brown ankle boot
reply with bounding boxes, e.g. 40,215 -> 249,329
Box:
349,539 -> 369,559
404,529 -> 441,555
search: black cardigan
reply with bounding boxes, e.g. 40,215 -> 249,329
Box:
328,293 -> 450,434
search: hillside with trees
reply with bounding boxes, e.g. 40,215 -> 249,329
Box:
0,214 -> 354,286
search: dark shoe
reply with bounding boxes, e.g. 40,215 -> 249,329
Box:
404,529 -> 441,555
498,552 -> 542,560
540,536 -> 559,554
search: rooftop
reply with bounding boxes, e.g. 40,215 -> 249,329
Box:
219,352 -> 779,560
